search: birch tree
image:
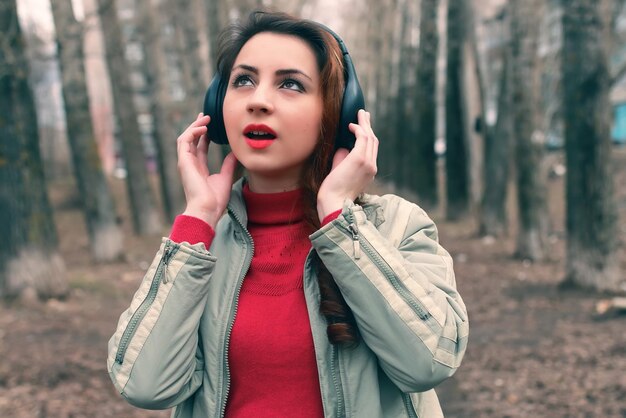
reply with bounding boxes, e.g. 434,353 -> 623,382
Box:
96,0 -> 162,235
50,0 -> 124,261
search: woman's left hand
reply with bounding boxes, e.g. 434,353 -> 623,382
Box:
317,109 -> 378,222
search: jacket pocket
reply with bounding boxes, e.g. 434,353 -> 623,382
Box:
114,242 -> 179,365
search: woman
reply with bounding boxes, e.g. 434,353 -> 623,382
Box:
108,11 -> 468,418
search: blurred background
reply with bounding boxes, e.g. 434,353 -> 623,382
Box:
1,0 -> 625,416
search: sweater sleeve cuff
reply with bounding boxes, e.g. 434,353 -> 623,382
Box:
169,215 -> 215,250
321,209 -> 342,227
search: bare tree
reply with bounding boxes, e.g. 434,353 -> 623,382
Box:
171,0 -> 209,106
391,0 -> 413,192
170,0 -> 224,174
0,0 -> 67,299
373,0 -> 401,183
96,0 -> 162,235
561,0 -> 622,291
50,0 -> 124,261
445,0 -> 470,220
135,0 -> 186,222
402,0 -> 440,210
510,0 -> 548,261
480,45 -> 513,237
206,0 -> 225,70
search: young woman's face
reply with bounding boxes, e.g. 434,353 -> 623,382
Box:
223,32 -> 323,190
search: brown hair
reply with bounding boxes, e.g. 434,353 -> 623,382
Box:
217,11 -> 360,347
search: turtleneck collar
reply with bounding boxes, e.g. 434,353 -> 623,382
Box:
242,183 -> 305,225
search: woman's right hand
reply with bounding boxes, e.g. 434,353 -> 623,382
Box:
177,113 -> 238,228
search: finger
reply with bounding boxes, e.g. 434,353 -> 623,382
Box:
361,112 -> 378,163
348,123 -> 368,155
365,111 -> 374,135
371,134 -> 379,164
360,112 -> 371,154
331,148 -> 350,171
197,133 -> 209,168
220,152 -> 238,180
191,114 -> 210,128
178,126 -> 208,157
362,113 -> 376,162
357,109 -> 366,124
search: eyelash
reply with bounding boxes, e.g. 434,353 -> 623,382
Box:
279,78 -> 305,92
230,73 -> 306,92
231,74 -> 253,88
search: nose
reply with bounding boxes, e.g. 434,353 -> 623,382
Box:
246,84 -> 274,114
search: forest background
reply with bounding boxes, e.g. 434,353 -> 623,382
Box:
1,0 -> 625,416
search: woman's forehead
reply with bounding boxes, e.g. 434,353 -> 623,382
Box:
234,32 -> 320,76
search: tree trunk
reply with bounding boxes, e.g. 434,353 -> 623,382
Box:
480,48 -> 512,237
50,0 -> 124,261
409,0 -> 439,209
172,0 -> 206,108
445,0 -> 470,220
206,0 -> 224,70
96,0 -> 162,235
392,0 -> 412,192
460,4 -> 484,214
510,0 -> 548,261
562,0 -> 622,291
373,0 -> 399,182
0,0 -> 67,299
135,0 -> 186,222
171,0 -> 224,174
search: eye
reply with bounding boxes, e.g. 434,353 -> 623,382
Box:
280,78 -> 305,92
231,74 -> 254,88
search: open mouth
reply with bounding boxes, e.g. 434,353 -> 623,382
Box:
245,131 -> 276,140
243,124 -> 277,140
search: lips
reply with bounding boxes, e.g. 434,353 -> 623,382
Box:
243,124 -> 276,150
243,124 -> 277,140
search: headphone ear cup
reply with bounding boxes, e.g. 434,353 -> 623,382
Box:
203,74 -> 229,144
336,53 -> 365,151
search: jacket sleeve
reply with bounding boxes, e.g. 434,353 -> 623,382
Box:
107,238 -> 216,409
309,197 -> 469,393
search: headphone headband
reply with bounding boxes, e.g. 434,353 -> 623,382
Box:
203,20 -> 365,150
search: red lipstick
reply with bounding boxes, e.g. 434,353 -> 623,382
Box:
243,124 -> 277,150
243,124 -> 277,137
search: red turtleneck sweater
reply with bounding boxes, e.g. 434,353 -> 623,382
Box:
169,186 -> 340,417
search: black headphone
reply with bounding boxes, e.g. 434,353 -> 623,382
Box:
203,23 -> 365,150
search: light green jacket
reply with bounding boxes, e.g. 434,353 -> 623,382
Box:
107,179 -> 469,417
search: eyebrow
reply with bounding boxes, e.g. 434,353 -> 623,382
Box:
232,64 -> 313,82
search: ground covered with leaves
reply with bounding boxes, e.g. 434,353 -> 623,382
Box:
0,148 -> 625,417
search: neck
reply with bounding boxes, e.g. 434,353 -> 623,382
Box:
246,171 -> 301,193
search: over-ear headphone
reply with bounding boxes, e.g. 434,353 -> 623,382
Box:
203,23 -> 365,150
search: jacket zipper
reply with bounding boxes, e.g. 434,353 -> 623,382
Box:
115,242 -> 179,364
331,344 -> 346,418
218,208 -> 254,418
340,211 -> 431,322
403,393 -> 419,418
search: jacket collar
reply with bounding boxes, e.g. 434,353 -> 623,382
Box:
227,177 -> 248,225
227,179 -> 386,228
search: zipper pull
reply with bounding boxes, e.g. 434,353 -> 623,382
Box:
161,245 -> 173,284
348,223 -> 361,259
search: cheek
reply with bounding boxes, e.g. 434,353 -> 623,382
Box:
297,104 -> 323,141
222,97 -> 239,144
